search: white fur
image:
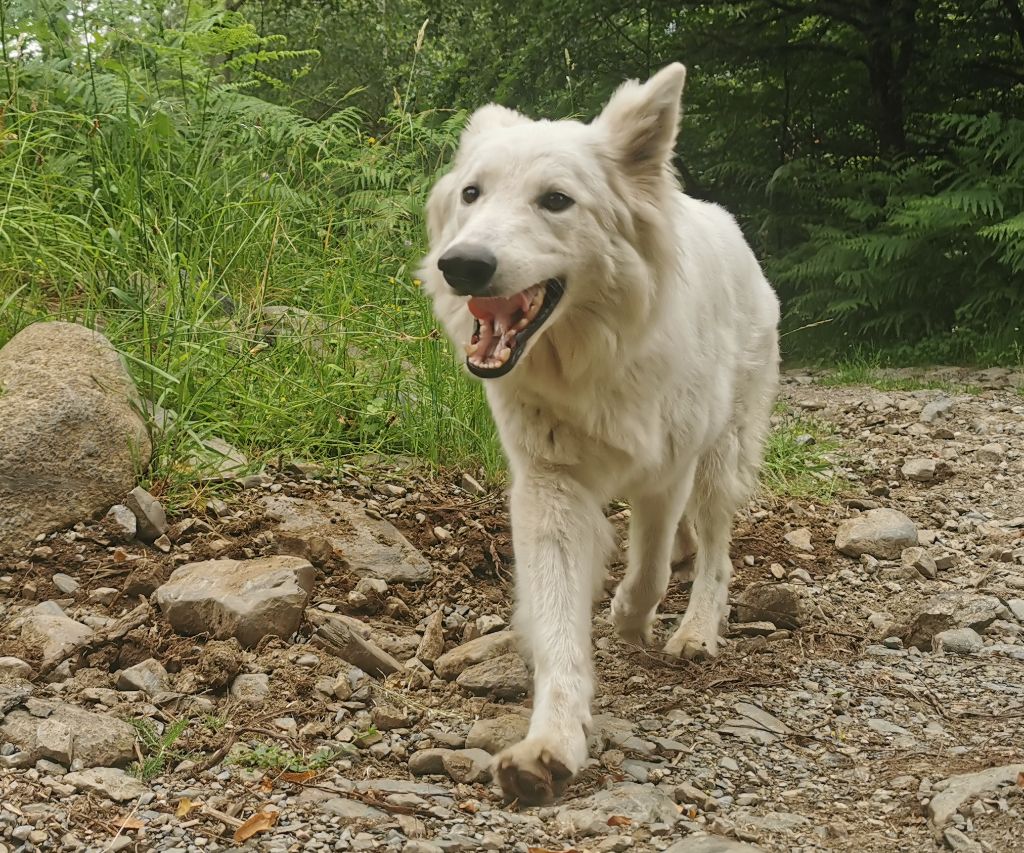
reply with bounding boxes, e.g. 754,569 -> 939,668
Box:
420,63 -> 780,804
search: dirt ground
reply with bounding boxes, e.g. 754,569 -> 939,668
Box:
1,367 -> 1023,853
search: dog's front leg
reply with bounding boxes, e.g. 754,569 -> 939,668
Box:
494,471 -> 613,805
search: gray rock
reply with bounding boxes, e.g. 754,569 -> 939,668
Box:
417,609 -> 445,666
0,322 -> 151,554
901,458 -> 947,482
434,631 -> 518,680
52,573 -> 80,595
928,764 -> 1024,825
441,748 -> 492,783
976,443 -> 1006,463
1008,599 -> 1024,622
408,748 -> 453,775
732,582 -> 821,629
261,494 -> 431,583
783,528 -> 812,552
901,547 -> 938,579
461,473 -> 486,496
116,658 -> 168,695
306,610 -> 405,677
933,628 -> 983,656
560,782 -> 679,825
155,556 -> 314,648
835,508 -> 918,559
404,843 -> 444,853
901,591 -> 1005,649
319,797 -> 389,824
124,487 -> 167,543
718,702 -> 791,745
465,714 -> 528,754
664,839 -> 767,853
943,828 -> 982,853
63,767 -> 148,802
0,657 -> 31,679
105,504 -> 137,539
455,652 -> 530,699
0,702 -> 136,767
920,398 -> 954,424
230,673 -> 271,703
20,604 -> 93,665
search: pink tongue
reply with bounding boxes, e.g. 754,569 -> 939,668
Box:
467,296 -> 514,322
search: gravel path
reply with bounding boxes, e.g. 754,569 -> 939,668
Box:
1,367 -> 1023,853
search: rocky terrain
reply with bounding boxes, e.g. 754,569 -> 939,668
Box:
2,341 -> 1024,853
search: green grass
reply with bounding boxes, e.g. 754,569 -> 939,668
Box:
819,355 -> 981,394
128,717 -> 193,781
228,742 -> 347,773
760,413 -> 843,501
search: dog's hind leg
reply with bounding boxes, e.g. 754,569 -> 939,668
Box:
494,471 -> 614,806
664,438 -> 745,660
609,466 -> 696,646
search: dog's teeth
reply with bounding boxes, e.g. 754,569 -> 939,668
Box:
498,347 -> 512,362
465,342 -> 479,356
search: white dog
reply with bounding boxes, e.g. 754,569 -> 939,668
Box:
420,63 -> 780,805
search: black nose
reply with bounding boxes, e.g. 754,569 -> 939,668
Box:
438,244 -> 497,295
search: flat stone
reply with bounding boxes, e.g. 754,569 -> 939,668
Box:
465,715 -> 528,754
0,657 -> 32,679
306,611 -> 405,677
1008,599 -> 1024,622
0,702 -> 135,768
901,458 -> 947,482
52,573 -> 80,595
455,653 -> 530,700
124,487 -> 168,544
155,556 -> 314,648
933,628 -> 983,656
261,494 -> 431,583
63,767 -> 148,802
117,658 -> 168,695
732,583 -> 822,629
434,631 -> 518,680
187,436 -> 249,482
835,508 -> 918,559
230,673 -> 271,703
900,591 -> 1005,649
20,604 -> 93,666
441,748 -> 492,783
0,322 -> 151,554
408,748 -> 453,775
560,782 -> 679,825
928,764 -> 1024,825
319,797 -> 389,824
718,702 -> 792,746
783,528 -> 813,552
976,443 -> 1006,463
664,838 -> 767,853
105,504 -> 137,539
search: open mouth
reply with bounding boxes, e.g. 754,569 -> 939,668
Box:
464,279 -> 564,378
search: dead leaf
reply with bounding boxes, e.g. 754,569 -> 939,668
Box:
175,798 -> 199,818
258,775 -> 274,794
233,809 -> 279,843
279,770 -> 319,784
1017,771 -> 1024,787
606,815 -> 632,827
112,816 -> 144,831
457,800 -> 478,814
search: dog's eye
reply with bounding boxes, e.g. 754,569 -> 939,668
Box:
539,191 -> 574,212
461,185 -> 481,204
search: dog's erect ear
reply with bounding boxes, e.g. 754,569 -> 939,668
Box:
461,104 -> 529,147
595,63 -> 686,173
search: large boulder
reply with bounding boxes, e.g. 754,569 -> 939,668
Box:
0,322 -> 151,553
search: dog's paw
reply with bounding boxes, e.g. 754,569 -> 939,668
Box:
609,596 -> 654,647
494,737 -> 581,805
664,620 -> 720,660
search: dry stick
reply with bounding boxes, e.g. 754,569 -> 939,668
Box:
37,600 -> 152,678
186,725 -> 302,776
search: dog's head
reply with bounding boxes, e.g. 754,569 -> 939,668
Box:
420,63 -> 687,381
